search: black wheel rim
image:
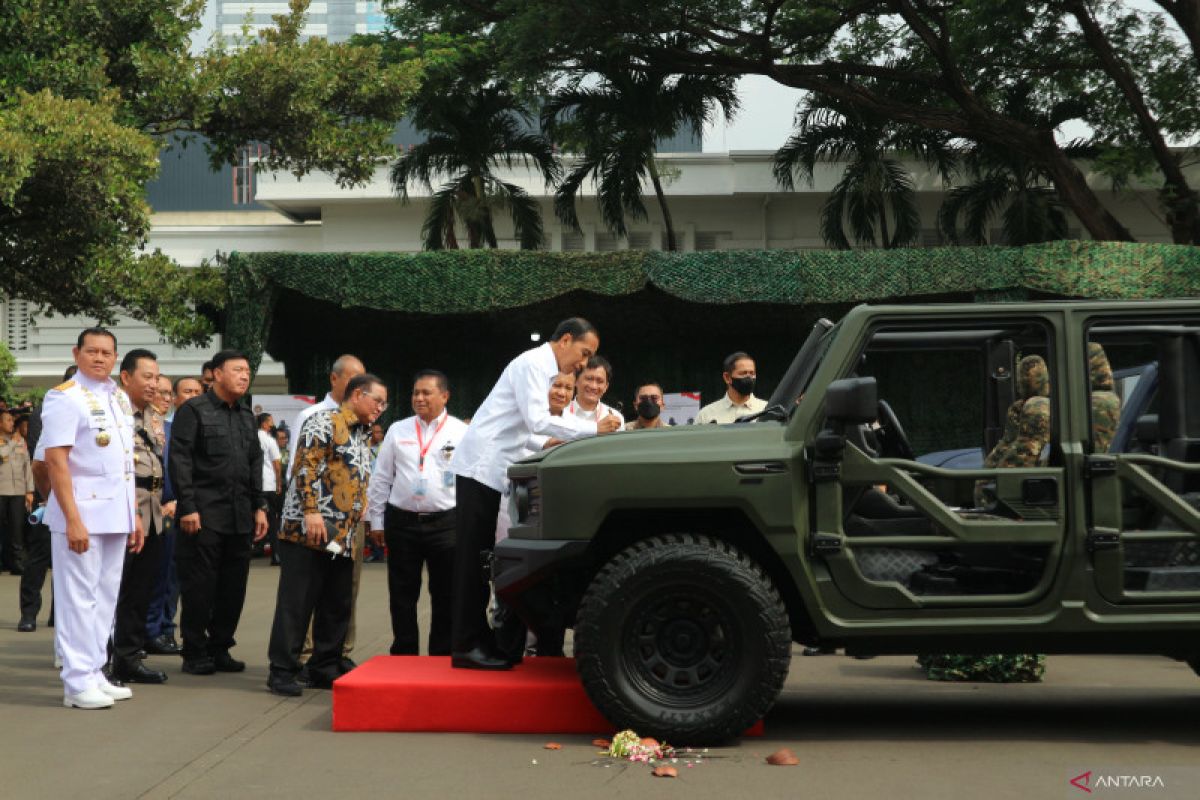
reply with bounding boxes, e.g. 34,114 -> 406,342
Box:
621,587 -> 743,708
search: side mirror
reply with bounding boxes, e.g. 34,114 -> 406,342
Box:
824,377 -> 878,425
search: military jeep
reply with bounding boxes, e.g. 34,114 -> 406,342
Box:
493,300 -> 1200,743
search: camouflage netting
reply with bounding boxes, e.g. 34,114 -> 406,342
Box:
224,241 -> 1200,440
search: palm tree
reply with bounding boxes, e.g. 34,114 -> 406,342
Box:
773,93 -> 955,249
938,84 -> 1076,246
390,82 -> 559,250
542,66 -> 738,251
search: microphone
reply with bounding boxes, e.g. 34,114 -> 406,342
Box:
29,506 -> 45,526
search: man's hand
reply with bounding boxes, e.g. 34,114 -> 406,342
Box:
253,509 -> 269,542
67,520 -> 90,554
129,519 -> 145,554
24,492 -> 34,512
598,415 -> 622,434
305,513 -> 327,546
180,512 -> 201,534
369,528 -> 385,548
162,500 -> 177,519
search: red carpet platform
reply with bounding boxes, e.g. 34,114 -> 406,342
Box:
332,656 -> 764,736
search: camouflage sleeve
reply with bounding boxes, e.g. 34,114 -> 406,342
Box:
1090,391 -> 1121,453
995,396 -> 1051,468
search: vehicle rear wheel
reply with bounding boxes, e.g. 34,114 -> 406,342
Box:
574,534 -> 791,744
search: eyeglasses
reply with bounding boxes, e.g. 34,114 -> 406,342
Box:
637,395 -> 663,403
362,392 -> 388,411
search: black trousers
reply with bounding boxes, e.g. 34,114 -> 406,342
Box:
265,492 -> 283,562
450,477 -> 501,653
19,520 -> 51,619
267,539 -> 354,682
175,528 -> 251,661
384,505 -> 456,655
0,494 -> 25,571
112,522 -> 163,668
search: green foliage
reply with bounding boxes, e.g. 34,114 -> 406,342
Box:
774,92 -> 953,249
0,341 -> 16,402
0,0 -> 422,346
543,64 -> 738,251
390,1 -> 1200,243
390,70 -> 556,250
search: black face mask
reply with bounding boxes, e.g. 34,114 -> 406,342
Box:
730,376 -> 756,396
636,399 -> 661,420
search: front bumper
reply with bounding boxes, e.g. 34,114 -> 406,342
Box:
493,537 -> 591,630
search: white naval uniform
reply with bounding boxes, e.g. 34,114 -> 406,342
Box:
35,373 -> 137,696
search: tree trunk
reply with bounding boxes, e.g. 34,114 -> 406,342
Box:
878,205 -> 891,249
1071,0 -> 1200,244
647,159 -> 677,251
444,206 -> 459,250
1036,141 -> 1137,242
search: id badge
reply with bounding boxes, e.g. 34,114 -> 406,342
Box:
414,475 -> 428,497
442,470 -> 455,489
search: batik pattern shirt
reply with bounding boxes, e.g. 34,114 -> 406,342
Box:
280,402 -> 373,556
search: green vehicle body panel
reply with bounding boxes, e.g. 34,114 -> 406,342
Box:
498,300 -> 1200,657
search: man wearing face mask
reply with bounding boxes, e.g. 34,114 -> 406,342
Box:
695,351 -> 766,425
625,382 -> 672,431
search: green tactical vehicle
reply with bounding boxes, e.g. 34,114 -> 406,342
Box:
493,300 -> 1200,743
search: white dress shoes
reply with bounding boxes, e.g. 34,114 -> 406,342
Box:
63,687 -> 115,709
97,678 -> 133,701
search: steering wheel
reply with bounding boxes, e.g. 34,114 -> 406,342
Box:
875,399 -> 916,461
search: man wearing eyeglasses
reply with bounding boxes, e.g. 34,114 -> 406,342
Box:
266,374 -> 387,696
625,382 -> 673,431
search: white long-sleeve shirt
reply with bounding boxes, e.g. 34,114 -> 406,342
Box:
367,411 -> 468,528
453,343 -> 598,492
286,392 -> 336,481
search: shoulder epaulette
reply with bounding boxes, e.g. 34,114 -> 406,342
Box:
53,380 -> 76,392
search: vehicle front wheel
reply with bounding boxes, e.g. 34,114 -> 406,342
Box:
574,534 -> 791,744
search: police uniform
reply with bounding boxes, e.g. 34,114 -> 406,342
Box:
35,372 -> 137,700
110,405 -> 168,680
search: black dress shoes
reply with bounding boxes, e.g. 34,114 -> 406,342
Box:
17,616 -> 35,632
146,635 -> 182,656
337,657 -> 357,675
115,662 -> 169,684
451,646 -> 513,671
181,657 -> 217,675
267,675 -> 303,697
211,652 -> 246,672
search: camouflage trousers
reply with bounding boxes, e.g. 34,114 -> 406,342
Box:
917,654 -> 1046,682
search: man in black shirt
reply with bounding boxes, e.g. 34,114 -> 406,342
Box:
169,350 -> 269,675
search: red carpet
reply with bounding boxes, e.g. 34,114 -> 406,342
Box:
332,656 -> 764,737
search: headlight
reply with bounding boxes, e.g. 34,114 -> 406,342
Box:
510,477 -> 540,524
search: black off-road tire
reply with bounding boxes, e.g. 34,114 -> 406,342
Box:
574,534 -> 791,744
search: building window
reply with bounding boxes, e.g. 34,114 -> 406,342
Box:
561,232 -> 584,251
595,233 -> 619,252
627,232 -> 652,250
695,231 -> 729,251
4,299 -> 31,352
232,143 -> 266,204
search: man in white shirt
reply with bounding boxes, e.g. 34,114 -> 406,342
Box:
565,355 -> 621,423
694,351 -> 768,424
451,317 -> 622,669
38,327 -> 143,709
257,413 -> 283,565
286,354 -> 365,480
367,370 -> 467,656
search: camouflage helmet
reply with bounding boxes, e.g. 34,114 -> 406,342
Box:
1017,355 -> 1050,399
1088,342 -> 1115,391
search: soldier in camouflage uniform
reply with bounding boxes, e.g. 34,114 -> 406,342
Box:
1088,342 -> 1121,452
974,355 -> 1051,506
928,355 -> 1051,683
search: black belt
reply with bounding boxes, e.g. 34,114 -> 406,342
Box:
389,506 -> 455,525
135,476 -> 163,492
